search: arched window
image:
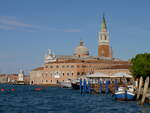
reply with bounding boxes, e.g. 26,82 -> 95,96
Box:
67,72 -> 69,76
71,72 -> 74,76
105,35 -> 107,40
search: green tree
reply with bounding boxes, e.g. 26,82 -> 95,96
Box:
130,53 -> 150,78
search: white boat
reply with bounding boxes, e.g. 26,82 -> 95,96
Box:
126,85 -> 135,100
114,86 -> 135,101
114,87 -> 126,101
59,80 -> 71,88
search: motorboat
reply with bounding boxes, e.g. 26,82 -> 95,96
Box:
126,85 -> 135,100
59,80 -> 72,88
114,87 -> 126,101
114,85 -> 135,101
71,79 -> 80,90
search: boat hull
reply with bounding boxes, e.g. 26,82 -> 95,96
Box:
71,83 -> 80,90
59,82 -> 71,88
115,92 -> 126,101
126,92 -> 135,101
115,91 -> 135,101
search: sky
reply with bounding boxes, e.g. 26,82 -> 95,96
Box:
0,0 -> 150,74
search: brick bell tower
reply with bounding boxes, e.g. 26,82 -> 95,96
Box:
98,15 -> 112,58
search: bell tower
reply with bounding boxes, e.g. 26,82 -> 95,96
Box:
98,15 -> 112,58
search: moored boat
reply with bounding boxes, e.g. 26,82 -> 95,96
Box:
126,85 -> 135,100
114,87 -> 126,101
71,82 -> 80,90
71,79 -> 82,90
114,86 -> 135,101
59,81 -> 72,88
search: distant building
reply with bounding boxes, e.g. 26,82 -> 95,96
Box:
17,70 -> 25,84
30,15 -> 131,85
0,73 -> 30,84
7,74 -> 18,83
18,70 -> 24,81
0,74 -> 8,83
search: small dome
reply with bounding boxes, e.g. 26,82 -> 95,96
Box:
74,40 -> 89,57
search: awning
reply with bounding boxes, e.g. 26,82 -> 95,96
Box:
86,72 -> 133,78
111,72 -> 132,78
86,73 -> 110,78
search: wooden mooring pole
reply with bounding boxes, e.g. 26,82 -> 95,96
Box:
137,76 -> 143,100
140,76 -> 149,105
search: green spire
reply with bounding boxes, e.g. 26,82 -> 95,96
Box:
101,14 -> 107,31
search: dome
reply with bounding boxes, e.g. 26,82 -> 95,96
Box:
74,40 -> 89,57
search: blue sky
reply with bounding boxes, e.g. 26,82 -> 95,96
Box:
0,0 -> 150,74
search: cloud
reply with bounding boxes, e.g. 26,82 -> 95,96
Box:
0,16 -> 33,27
0,16 -> 81,33
0,16 -> 37,32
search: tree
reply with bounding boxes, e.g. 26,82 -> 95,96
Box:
130,53 -> 150,79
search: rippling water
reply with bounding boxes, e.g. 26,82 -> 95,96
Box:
0,84 -> 150,113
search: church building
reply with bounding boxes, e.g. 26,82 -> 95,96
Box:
30,16 -> 131,85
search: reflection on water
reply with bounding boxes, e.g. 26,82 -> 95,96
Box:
0,84 -> 150,113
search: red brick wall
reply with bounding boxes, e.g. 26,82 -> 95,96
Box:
98,45 -> 110,57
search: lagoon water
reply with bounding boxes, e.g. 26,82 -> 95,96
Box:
0,84 -> 150,113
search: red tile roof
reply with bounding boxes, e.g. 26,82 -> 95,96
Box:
32,67 -> 44,71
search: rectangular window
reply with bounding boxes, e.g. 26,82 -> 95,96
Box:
71,65 -> 74,68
